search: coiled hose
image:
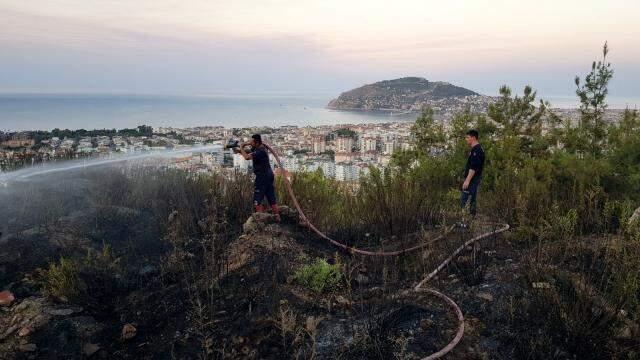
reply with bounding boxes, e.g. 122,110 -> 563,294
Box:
264,143 -> 510,359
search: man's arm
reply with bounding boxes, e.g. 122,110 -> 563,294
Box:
239,143 -> 253,160
462,169 -> 475,190
463,148 -> 482,190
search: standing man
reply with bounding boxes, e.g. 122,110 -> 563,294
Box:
239,134 -> 280,222
461,129 -> 485,218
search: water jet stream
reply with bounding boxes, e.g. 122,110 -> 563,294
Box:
0,145 -> 222,184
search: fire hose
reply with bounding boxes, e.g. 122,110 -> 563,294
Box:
263,143 -> 510,359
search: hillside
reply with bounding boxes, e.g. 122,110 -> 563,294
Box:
327,77 -> 494,113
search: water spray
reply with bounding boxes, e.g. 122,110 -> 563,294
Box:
0,144 -> 222,185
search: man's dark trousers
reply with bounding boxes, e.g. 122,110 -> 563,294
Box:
460,175 -> 481,216
254,172 -> 276,206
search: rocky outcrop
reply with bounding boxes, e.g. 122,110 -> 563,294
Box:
229,206 -> 303,273
327,77 -> 494,112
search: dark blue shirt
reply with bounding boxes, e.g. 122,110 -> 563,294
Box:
251,146 -> 272,177
464,144 -> 485,178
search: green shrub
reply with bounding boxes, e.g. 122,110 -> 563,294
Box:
41,257 -> 87,301
293,258 -> 343,294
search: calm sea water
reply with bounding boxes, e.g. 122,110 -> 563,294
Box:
0,94 -> 417,131
0,93 -> 637,131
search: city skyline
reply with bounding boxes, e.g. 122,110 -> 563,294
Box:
1,0 -> 639,97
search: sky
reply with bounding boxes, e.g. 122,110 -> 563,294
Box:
0,0 -> 638,97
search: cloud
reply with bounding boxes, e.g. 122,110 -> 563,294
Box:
0,3 -> 639,96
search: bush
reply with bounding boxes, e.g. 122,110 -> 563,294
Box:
293,258 -> 343,294
40,257 -> 87,301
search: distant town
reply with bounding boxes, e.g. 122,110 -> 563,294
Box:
0,107 -> 628,182
0,122 -> 418,182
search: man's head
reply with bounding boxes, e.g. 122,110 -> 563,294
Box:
250,134 -> 262,147
464,129 -> 479,147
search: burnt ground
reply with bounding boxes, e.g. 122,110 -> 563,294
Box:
1,211 -> 636,359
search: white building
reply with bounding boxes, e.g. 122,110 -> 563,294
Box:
320,161 -> 335,178
335,162 -> 358,182
312,136 -> 326,154
383,140 -> 397,155
336,136 -> 354,153
283,156 -> 301,172
361,137 -> 378,153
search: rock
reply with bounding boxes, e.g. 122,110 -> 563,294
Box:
532,282 -> 551,289
335,295 -> 350,306
628,207 -> 640,232
1,324 -> 18,340
476,292 -> 494,302
0,290 -> 15,307
243,212 -> 280,233
83,343 -> 101,357
629,207 -> 640,226
122,324 -> 137,340
18,343 -> 37,352
47,308 -> 75,316
18,326 -> 33,337
278,205 -> 298,220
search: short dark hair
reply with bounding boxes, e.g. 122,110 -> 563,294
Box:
466,129 -> 479,139
251,134 -> 262,144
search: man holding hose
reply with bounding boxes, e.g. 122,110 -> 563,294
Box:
239,134 -> 280,222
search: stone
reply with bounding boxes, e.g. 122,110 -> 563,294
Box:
83,343 -> 101,357
335,295 -> 350,306
122,324 -> 137,340
532,282 -> 551,289
47,308 -> 75,316
18,343 -> 37,352
0,290 -> 15,307
18,326 -> 33,337
476,292 -> 494,302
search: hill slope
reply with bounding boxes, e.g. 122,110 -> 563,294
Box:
327,77 -> 493,113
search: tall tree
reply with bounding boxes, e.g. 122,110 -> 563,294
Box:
574,42 -> 613,156
411,107 -> 445,155
487,85 -> 550,157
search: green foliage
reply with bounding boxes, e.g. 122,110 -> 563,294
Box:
41,257 -> 87,301
276,169 -> 347,233
293,258 -> 343,294
48,124 -> 155,140
411,107 -> 445,153
573,42 -> 614,156
334,128 -> 357,138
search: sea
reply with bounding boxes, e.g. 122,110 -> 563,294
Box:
0,93 -> 638,132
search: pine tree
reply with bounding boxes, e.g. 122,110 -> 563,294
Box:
574,42 -> 613,157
